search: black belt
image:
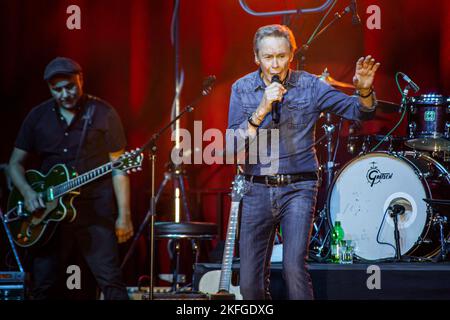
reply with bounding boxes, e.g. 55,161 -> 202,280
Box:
245,172 -> 318,186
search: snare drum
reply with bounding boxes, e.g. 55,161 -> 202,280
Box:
406,94 -> 450,152
327,151 -> 450,261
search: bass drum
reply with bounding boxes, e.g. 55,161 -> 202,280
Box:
327,151 -> 450,261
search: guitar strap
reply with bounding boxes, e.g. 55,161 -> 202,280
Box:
73,102 -> 96,170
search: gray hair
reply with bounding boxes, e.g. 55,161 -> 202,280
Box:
253,24 -> 297,55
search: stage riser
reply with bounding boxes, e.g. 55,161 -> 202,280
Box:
194,263 -> 450,300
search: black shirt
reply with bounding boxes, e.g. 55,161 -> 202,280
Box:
15,94 -> 127,206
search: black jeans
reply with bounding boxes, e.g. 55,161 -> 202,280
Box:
28,202 -> 128,300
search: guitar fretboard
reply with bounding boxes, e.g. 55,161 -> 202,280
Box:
52,162 -> 114,198
218,201 -> 240,291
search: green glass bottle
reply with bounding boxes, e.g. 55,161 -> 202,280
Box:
330,221 -> 345,263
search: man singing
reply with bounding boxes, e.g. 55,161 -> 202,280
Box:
227,24 -> 380,299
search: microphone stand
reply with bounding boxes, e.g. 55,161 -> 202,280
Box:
122,76 -> 215,300
389,205 -> 410,262
295,2 -> 357,70
0,207 -> 24,273
400,85 -> 411,113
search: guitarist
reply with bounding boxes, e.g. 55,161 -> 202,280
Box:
7,57 -> 133,300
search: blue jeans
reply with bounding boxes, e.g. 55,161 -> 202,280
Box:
239,179 -> 318,300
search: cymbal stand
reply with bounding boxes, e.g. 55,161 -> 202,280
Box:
323,113 -> 337,190
309,114 -> 340,259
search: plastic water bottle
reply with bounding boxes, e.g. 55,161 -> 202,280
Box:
330,221 -> 345,263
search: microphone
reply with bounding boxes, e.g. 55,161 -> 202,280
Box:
271,75 -> 281,124
399,72 -> 420,93
390,204 -> 406,216
349,0 -> 361,25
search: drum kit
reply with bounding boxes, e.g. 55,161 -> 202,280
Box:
311,70 -> 450,262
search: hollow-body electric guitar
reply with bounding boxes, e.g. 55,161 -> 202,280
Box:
6,150 -> 143,248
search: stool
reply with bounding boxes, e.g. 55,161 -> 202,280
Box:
155,222 -> 217,292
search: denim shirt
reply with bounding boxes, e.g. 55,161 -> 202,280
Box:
227,69 -> 376,175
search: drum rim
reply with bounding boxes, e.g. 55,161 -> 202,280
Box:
325,151 -> 448,260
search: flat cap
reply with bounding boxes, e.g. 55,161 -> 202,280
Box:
43,57 -> 82,81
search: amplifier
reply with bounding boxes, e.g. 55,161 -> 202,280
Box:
124,287 -> 208,300
100,287 -> 208,300
0,272 -> 28,300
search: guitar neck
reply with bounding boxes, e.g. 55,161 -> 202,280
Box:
218,201 -> 240,292
51,162 -> 113,199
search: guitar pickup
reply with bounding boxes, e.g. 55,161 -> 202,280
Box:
46,188 -> 55,201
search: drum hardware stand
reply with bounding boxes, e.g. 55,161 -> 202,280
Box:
310,209 -> 325,252
308,119 -> 333,258
432,215 -> 448,262
423,199 -> 450,262
311,208 -> 331,259
322,113 -> 338,190
309,114 -> 344,259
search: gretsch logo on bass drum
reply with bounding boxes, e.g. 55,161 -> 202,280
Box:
366,161 -> 393,187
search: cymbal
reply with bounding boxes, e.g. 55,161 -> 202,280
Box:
316,68 -> 355,89
377,100 -> 401,113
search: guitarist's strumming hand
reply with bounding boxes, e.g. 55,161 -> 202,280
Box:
110,149 -> 135,244
8,148 -> 45,212
23,188 -> 46,212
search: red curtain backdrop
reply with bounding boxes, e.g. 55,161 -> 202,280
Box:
0,0 -> 448,285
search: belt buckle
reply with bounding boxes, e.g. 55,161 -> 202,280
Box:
265,176 -> 278,186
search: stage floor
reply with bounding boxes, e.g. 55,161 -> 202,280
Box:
194,262 -> 450,300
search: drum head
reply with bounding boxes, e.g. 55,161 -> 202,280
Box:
328,152 -> 429,261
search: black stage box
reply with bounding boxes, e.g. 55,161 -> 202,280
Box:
194,262 -> 450,300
